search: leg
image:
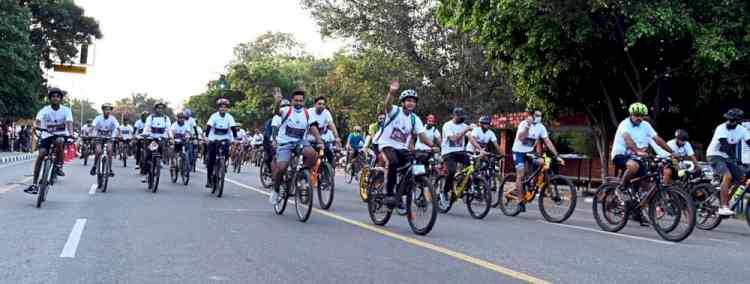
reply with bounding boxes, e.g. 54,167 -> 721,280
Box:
513,153 -> 527,202
205,141 -> 217,187
444,153 -> 459,194
53,137 -> 65,176
302,146 -> 317,169
106,142 -> 115,176
92,142 -> 102,175
662,167 -> 674,185
380,148 -> 401,197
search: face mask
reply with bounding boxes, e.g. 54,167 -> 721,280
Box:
630,118 -> 641,126
727,123 -> 738,130
294,105 -> 304,110
456,118 -> 465,124
533,117 -> 542,124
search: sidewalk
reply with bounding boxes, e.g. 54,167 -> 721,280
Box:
0,152 -> 36,164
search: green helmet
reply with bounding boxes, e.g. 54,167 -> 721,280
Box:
628,102 -> 648,115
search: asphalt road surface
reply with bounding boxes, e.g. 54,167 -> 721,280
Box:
2,157 -> 749,284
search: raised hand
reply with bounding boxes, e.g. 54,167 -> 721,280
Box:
389,80 -> 400,94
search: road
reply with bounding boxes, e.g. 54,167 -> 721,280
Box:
1,157 -> 749,284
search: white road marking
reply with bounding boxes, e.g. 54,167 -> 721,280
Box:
88,184 -> 97,195
584,197 -> 594,203
60,219 -> 87,258
541,221 -> 675,245
0,159 -> 33,169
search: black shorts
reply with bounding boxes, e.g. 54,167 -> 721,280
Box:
708,156 -> 745,183
38,136 -> 62,151
612,154 -> 646,177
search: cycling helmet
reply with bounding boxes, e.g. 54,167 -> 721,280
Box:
101,103 -> 114,110
280,99 -> 291,108
628,102 -> 648,115
399,89 -> 418,102
47,87 -> 66,98
216,98 -> 230,107
675,129 -> 689,141
176,112 -> 186,118
724,108 -> 744,120
426,114 -> 437,124
183,109 -> 193,117
452,107 -> 467,118
479,115 -> 491,125
353,126 -> 362,132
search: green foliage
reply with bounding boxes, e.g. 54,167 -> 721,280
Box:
68,98 -> 99,126
114,93 -> 176,122
0,0 -> 43,119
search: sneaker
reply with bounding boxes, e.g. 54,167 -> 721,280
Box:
109,171 -> 115,177
519,202 -> 526,212
23,185 -> 38,195
269,191 -> 280,205
90,166 -> 96,176
718,207 -> 735,216
55,165 -> 65,177
135,165 -> 140,170
205,183 -> 212,188
440,192 -> 450,208
141,177 -> 147,183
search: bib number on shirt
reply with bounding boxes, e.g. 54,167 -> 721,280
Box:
98,130 -> 112,136
214,128 -> 228,135
286,126 -> 305,139
390,128 -> 408,143
48,123 -> 66,132
522,138 -> 535,147
152,127 -> 166,134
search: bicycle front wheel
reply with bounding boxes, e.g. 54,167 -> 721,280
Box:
498,174 -> 522,216
649,187 -> 696,242
367,172 -> 391,226
102,157 -> 110,193
433,176 -> 453,214
691,183 -> 721,230
466,177 -> 491,220
592,183 -> 628,232
317,163 -> 335,210
539,175 -> 577,223
406,176 -> 438,235
216,159 -> 226,198
37,159 -> 51,208
358,167 -> 371,202
294,169 -> 313,222
152,158 -> 161,193
259,161 -> 272,189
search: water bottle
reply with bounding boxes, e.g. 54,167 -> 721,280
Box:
730,185 -> 745,205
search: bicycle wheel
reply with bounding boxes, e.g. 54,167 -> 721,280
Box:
649,187 -> 695,242
489,174 -> 502,208
152,157 -> 161,193
259,161 -> 272,189
170,158 -> 178,183
498,174 -> 523,216
37,159 -> 51,208
102,157 -> 110,193
83,149 -> 88,166
216,159 -> 226,198
466,177 -> 491,220
294,169 -> 313,222
345,164 -> 355,184
358,167 -> 371,202
592,183 -> 629,232
539,175 -> 577,223
367,172 -> 391,226
274,178 -> 289,215
181,154 -> 190,186
406,176 -> 438,235
96,157 -> 103,189
122,148 -> 127,168
691,184 -> 722,230
433,176 -> 453,214
317,162 -> 335,210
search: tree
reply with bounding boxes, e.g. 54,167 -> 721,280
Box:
300,0 -> 518,118
23,0 -> 103,68
69,97 -> 99,127
0,0 -> 43,119
438,0 -> 750,178
114,93 -> 176,121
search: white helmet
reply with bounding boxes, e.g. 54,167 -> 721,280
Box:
399,89 -> 418,102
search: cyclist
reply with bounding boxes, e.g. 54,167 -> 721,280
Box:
117,117 -> 135,164
364,113 -> 386,166
662,129 -> 700,185
133,111 -> 149,170
742,119 -> 750,167
183,109 -> 200,168
376,80 -> 435,208
204,98 -> 238,188
706,108 -> 750,216
80,119 -> 94,159
89,103 -> 120,176
141,103 -> 172,181
467,115 -> 501,154
169,112 -> 192,164
230,122 -> 246,165
270,88 -> 324,205
24,88 -> 73,194
309,96 -> 342,167
439,108 -> 486,205
345,126 -> 365,168
263,99 -> 290,171
512,110 -> 565,212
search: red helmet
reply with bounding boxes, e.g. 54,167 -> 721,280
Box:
426,114 -> 437,124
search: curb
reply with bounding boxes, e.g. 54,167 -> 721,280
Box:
0,153 -> 36,164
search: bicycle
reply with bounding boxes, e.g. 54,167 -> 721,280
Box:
80,137 -> 92,166
592,156 -> 697,242
479,154 -> 504,208
669,160 -> 721,230
259,150 -> 273,189
499,153 -> 578,223
231,142 -> 243,174
433,153 -> 493,219
116,138 -> 128,168
93,137 -> 114,193
32,128 -> 69,208
144,137 -> 163,193
169,138 -> 191,186
273,143 -> 314,222
210,140 -> 230,198
346,149 -> 365,184
312,144 -> 335,210
358,149 -> 377,202
686,161 -> 749,231
366,152 -> 438,235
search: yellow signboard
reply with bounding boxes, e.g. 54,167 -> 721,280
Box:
53,64 -> 87,75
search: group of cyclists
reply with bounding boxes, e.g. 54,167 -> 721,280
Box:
20,82 -> 750,241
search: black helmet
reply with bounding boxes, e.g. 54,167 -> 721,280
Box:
452,107 -> 467,118
47,87 -> 66,98
724,108 -> 744,120
141,111 -> 149,117
154,102 -> 167,110
675,129 -> 689,141
479,115 -> 491,125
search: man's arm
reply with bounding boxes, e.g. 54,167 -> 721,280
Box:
653,136 -> 673,154
467,134 -> 485,154
272,87 -> 283,116
417,133 -> 433,147
309,125 -> 323,145
384,80 -> 399,116
449,127 -> 472,143
622,133 -> 643,154
543,138 -> 560,157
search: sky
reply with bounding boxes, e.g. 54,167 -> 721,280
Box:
48,0 -> 347,110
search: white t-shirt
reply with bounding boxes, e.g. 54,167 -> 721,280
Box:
742,122 -> 750,165
416,127 -> 440,151
706,123 -> 750,159
666,139 -> 694,158
307,108 -> 335,143
467,127 -> 497,153
271,115 -> 282,128
92,115 -> 120,138
512,120 -> 549,153
119,125 -> 135,140
441,121 -> 470,155
206,112 -> 235,141
35,105 -> 73,139
377,106 -> 425,151
185,117 -> 197,132
251,134 -> 264,145
170,122 -> 192,141
133,119 -> 146,134
234,129 -> 247,143
610,119 -> 657,159
276,107 -> 310,145
81,124 -> 94,137
144,115 -> 171,139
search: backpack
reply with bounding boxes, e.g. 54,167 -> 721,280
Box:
375,107 -> 416,143
280,107 -> 310,127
